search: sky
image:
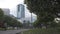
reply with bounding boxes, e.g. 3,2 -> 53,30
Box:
0,0 -> 23,9
0,0 -> 36,18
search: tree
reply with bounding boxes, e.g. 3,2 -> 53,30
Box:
4,15 -> 13,26
25,0 -> 60,15
4,15 -> 22,28
24,0 -> 60,28
0,8 -> 4,28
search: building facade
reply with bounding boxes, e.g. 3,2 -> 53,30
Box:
17,4 -> 25,19
2,8 -> 10,16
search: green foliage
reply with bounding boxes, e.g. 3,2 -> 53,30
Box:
33,20 -> 40,27
4,15 -> 22,27
50,22 -> 58,28
0,8 -> 4,28
25,0 -> 60,15
22,28 -> 60,34
24,0 -> 60,28
0,8 -> 4,21
0,8 -> 22,28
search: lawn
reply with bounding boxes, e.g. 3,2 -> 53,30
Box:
0,28 -> 16,30
0,28 -> 5,30
18,28 -> 60,34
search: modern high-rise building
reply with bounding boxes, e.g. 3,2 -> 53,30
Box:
2,8 -> 10,16
17,4 -> 25,19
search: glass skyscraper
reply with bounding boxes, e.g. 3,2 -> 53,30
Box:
17,4 -> 25,19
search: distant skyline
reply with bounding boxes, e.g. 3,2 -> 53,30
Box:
0,0 -> 36,18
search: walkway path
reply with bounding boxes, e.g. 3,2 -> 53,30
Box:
0,29 -> 29,34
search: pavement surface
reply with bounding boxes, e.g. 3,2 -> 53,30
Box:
0,29 -> 29,34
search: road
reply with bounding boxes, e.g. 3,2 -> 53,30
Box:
0,29 -> 29,34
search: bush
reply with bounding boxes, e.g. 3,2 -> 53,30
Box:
22,28 -> 60,34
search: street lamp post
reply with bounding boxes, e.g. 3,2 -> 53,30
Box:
31,13 -> 32,23
31,13 -> 34,29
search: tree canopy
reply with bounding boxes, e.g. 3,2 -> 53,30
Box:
0,9 -> 4,21
24,0 -> 60,28
25,0 -> 60,15
0,8 -> 22,28
4,15 -> 22,27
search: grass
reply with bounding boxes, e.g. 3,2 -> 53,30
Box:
0,28 -> 5,30
0,28 -> 16,30
18,28 -> 60,34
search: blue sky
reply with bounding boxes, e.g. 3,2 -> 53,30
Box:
0,0 -> 36,18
